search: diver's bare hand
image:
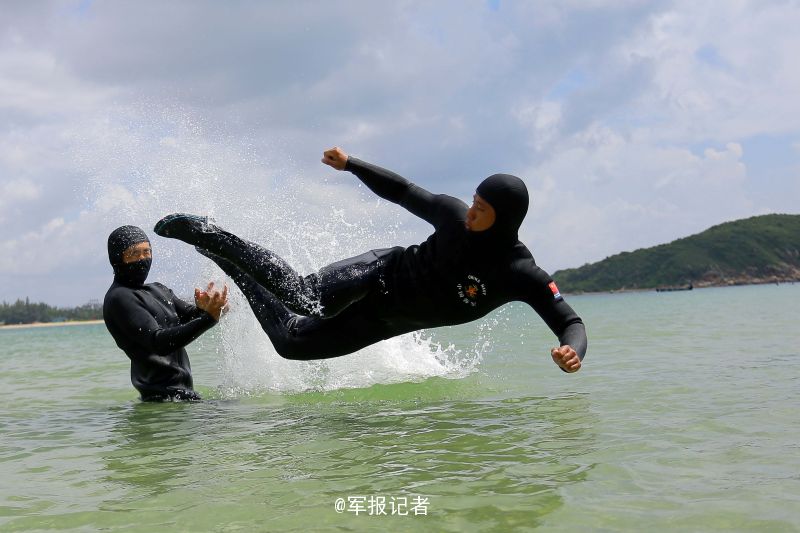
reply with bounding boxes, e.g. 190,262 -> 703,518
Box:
551,345 -> 581,373
195,282 -> 228,321
322,147 -> 348,170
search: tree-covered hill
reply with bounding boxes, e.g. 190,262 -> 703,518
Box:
553,214 -> 800,293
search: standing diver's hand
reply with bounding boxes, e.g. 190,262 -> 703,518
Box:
551,345 -> 581,373
322,146 -> 349,170
194,282 -> 229,321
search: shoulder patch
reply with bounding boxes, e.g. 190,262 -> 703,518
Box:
548,281 -> 562,300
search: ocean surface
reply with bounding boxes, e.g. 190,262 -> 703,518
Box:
1,283 -> 798,532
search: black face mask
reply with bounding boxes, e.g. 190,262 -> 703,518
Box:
113,258 -> 152,287
108,225 -> 151,287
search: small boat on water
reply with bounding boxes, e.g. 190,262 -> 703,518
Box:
656,282 -> 694,292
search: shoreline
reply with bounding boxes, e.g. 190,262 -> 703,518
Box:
0,319 -> 104,331
1,281 -> 796,326
564,278 -> 798,296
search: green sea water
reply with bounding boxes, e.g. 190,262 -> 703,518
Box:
1,284 -> 798,532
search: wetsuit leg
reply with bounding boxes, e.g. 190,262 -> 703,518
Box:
194,229 -> 322,316
197,248 -> 296,333
193,225 -> 391,318
156,214 -> 395,318
200,250 -> 389,360
316,250 -> 390,317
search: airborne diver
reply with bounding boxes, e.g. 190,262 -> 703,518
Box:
154,147 -> 587,372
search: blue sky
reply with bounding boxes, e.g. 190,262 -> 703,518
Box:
1,1 -> 798,305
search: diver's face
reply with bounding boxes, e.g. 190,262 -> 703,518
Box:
465,194 -> 496,232
121,242 -> 152,264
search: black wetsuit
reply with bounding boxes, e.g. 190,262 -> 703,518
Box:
160,158 -> 588,362
104,281 -> 216,401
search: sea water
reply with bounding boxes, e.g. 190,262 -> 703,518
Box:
1,283 -> 799,532
5,108 -> 798,530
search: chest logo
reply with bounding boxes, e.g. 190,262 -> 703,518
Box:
457,274 -> 487,307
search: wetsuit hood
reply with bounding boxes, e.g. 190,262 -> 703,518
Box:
473,174 -> 529,250
108,225 -> 151,287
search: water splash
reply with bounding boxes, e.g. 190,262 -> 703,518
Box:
77,103 -> 488,395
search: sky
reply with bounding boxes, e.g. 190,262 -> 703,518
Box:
1,0 -> 799,306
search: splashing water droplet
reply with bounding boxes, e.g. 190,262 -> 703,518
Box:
79,103 -> 488,396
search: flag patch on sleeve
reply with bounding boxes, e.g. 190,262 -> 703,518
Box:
548,281 -> 562,300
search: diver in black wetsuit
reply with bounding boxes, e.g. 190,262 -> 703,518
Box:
103,226 -> 228,401
154,147 -> 587,373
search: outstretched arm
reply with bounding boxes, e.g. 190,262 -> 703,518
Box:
550,326 -> 586,373
518,266 -> 588,373
322,146 -> 448,227
107,290 -> 222,357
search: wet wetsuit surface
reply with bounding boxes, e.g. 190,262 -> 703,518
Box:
103,282 -> 215,400
187,157 -> 587,362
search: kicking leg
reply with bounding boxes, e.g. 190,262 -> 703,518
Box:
199,248 -> 389,360
155,214 -> 321,315
155,213 -> 389,319
196,247 -> 297,339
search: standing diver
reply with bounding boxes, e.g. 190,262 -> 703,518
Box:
154,147 -> 587,373
103,225 -> 228,401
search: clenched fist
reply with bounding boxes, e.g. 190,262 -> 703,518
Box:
321,146 -> 349,170
551,345 -> 581,373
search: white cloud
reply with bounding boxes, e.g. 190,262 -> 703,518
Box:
0,178 -> 41,211
522,128 -> 751,271
515,101 -> 563,152
0,46 -> 115,121
617,1 -> 800,143
0,211 -> 103,276
1,1 -> 799,304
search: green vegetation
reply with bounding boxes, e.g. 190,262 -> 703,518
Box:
553,214 -> 800,293
0,298 -> 103,325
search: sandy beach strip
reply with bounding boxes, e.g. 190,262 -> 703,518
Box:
0,319 -> 105,330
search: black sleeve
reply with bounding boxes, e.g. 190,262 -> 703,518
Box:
163,286 -> 205,322
107,290 -> 216,357
516,265 -> 588,361
345,157 -> 455,228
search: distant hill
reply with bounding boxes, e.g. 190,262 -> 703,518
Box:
553,214 -> 800,293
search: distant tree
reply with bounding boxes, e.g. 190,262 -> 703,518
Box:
0,298 -> 103,325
